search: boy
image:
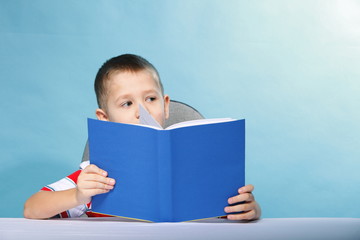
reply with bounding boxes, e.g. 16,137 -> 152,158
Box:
24,54 -> 261,220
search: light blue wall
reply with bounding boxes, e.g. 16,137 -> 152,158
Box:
1,0 -> 359,218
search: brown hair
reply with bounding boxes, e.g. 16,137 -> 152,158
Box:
94,54 -> 164,109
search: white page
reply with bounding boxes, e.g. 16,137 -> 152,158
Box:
139,104 -> 163,129
139,103 -> 235,130
165,118 -> 235,130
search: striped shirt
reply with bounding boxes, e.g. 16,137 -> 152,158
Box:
41,161 -> 93,218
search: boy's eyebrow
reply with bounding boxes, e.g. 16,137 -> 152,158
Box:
114,89 -> 161,103
115,94 -> 132,103
142,89 -> 161,95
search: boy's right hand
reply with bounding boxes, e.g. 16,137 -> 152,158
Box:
76,164 -> 116,204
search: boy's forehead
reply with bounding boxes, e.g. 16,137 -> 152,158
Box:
106,69 -> 161,92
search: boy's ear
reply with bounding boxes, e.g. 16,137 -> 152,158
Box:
95,108 -> 109,121
163,95 -> 170,119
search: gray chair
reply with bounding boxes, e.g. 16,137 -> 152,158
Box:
81,100 -> 204,162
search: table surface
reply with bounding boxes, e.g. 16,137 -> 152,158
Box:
0,217 -> 359,240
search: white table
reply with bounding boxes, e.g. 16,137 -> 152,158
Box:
0,217 -> 359,240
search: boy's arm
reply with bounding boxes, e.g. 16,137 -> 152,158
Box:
24,164 -> 115,219
24,188 -> 82,219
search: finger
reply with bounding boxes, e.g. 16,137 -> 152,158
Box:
78,172 -> 115,189
81,181 -> 115,190
228,192 -> 254,204
83,164 -> 108,177
81,173 -> 116,186
227,210 -> 257,221
238,184 -> 254,194
78,174 -> 115,189
83,188 -> 111,197
224,202 -> 255,213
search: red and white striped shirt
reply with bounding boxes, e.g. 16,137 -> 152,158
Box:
41,161 -> 98,218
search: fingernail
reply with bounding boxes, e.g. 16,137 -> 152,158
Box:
238,188 -> 244,193
224,207 -> 230,213
102,171 -> 107,176
109,179 -> 115,184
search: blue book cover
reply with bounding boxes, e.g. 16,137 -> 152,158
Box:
88,117 -> 245,222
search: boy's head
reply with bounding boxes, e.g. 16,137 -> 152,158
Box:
94,54 -> 170,126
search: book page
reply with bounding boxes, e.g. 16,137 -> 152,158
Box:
139,103 -> 236,130
165,118 -> 235,130
139,104 -> 163,129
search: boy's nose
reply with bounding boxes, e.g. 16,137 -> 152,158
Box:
136,104 -> 147,120
136,104 -> 150,120
135,106 -> 140,119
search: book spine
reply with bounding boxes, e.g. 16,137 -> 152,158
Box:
157,131 -> 172,222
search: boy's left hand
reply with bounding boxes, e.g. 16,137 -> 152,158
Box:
224,184 -> 261,220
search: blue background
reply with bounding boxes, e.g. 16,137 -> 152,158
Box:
0,0 -> 359,218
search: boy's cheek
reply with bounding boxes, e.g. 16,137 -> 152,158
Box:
154,113 -> 166,126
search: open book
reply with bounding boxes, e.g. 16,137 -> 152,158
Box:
88,106 -> 245,222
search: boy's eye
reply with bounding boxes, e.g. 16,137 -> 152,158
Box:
146,97 -> 157,102
121,101 -> 133,107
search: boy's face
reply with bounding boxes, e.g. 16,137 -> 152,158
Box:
95,70 -> 170,127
